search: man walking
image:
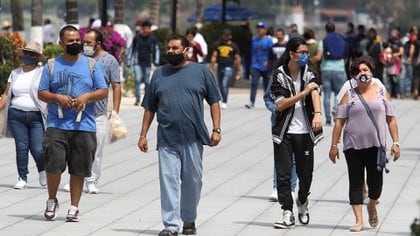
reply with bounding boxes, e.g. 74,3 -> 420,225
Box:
82,28 -> 122,193
138,34 -> 221,236
312,21 -> 347,125
38,25 -> 108,222
128,20 -> 160,106
210,28 -> 241,109
245,22 -> 273,109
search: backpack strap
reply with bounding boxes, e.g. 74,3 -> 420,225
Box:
47,58 -> 64,119
87,57 -> 95,80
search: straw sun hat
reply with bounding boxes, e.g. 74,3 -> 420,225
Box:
17,41 -> 47,62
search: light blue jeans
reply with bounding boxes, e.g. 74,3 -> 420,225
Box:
321,70 -> 346,122
158,141 -> 203,231
134,65 -> 151,102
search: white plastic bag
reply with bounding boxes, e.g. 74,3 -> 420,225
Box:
108,111 -> 128,143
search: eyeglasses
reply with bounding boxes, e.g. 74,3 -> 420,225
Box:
293,51 -> 309,56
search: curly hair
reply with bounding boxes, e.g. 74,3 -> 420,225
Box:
349,56 -> 375,77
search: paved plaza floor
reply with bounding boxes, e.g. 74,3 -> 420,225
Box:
0,87 -> 419,236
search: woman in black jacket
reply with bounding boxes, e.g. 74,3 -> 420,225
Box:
270,37 -> 323,229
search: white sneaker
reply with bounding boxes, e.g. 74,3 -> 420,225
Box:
86,182 -> 99,194
273,210 -> 295,229
14,178 -> 27,189
39,171 -> 47,186
269,189 -> 278,202
63,183 -> 70,192
296,198 -> 310,224
221,102 -> 227,109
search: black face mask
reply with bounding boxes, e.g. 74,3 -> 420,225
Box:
166,53 -> 185,66
66,43 -> 82,56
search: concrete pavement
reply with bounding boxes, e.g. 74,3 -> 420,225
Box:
0,87 -> 419,236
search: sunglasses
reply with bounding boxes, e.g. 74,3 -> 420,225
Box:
293,51 -> 309,56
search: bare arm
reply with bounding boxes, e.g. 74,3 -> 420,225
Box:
234,53 -> 242,78
0,83 -> 10,111
311,89 -> 322,131
111,82 -> 122,113
328,94 -> 349,164
387,116 -> 400,161
310,49 -> 323,64
209,102 -> 221,147
137,110 -> 155,153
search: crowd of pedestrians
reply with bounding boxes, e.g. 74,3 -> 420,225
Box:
2,16 -> 416,235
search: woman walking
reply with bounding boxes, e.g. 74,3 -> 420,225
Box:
329,56 -> 400,232
0,41 -> 47,189
270,37 -> 323,229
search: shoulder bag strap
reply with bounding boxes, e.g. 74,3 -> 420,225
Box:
354,87 -> 382,146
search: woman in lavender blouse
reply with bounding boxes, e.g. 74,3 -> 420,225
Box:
329,56 -> 400,232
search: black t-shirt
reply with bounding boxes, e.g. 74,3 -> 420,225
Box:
215,41 -> 240,70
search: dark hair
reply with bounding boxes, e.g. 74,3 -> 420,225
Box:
167,34 -> 189,48
142,20 -> 152,27
349,56 -> 375,77
276,28 -> 285,34
325,21 -> 335,33
59,25 -> 79,41
274,37 -> 306,68
368,27 -> 377,37
85,28 -> 105,50
303,28 -> 315,40
85,28 -> 104,44
44,19 -> 51,25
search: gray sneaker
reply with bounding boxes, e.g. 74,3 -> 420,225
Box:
296,198 -> 310,224
273,210 -> 295,229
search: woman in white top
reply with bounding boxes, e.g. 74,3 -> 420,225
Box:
0,41 -> 47,189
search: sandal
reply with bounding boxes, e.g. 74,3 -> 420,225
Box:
367,204 -> 379,228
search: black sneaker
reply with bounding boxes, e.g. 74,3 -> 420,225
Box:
273,210 -> 295,229
182,222 -> 196,235
158,229 -> 178,236
44,198 -> 59,221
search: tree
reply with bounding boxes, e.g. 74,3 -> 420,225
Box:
66,0 -> 79,26
196,0 -> 204,25
31,0 -> 43,46
10,0 -> 24,32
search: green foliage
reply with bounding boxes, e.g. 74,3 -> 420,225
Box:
43,44 -> 64,60
412,218 -> 420,236
0,37 -> 20,95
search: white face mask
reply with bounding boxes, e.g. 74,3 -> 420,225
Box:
83,45 -> 96,57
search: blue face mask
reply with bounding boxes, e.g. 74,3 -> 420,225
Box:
295,53 -> 308,67
22,54 -> 38,65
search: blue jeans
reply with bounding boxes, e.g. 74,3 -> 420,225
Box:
399,63 -> 413,95
8,108 -> 45,181
158,141 -> 203,231
249,68 -> 270,105
134,65 -> 151,102
217,67 -> 233,103
322,70 -> 346,122
273,154 -> 297,192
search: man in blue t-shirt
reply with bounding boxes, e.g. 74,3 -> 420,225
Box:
245,22 -> 273,109
38,25 -> 108,222
138,34 -> 221,236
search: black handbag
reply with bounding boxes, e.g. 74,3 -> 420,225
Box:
354,87 -> 390,173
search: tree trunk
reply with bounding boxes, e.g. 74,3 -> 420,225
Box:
196,0 -> 204,24
114,0 -> 125,24
150,0 -> 160,26
10,0 -> 24,32
66,0 -> 79,26
31,0 -> 43,46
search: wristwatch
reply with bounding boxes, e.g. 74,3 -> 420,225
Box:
212,128 -> 221,134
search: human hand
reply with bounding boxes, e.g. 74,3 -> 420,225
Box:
56,94 -> 74,109
304,82 -> 319,96
311,113 -> 322,131
138,136 -> 148,152
209,132 -> 221,147
329,146 -> 339,164
74,94 -> 90,112
391,143 -> 400,161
